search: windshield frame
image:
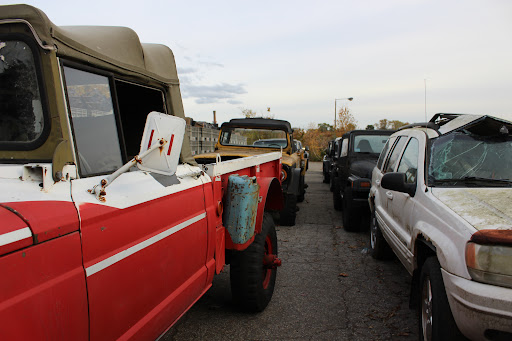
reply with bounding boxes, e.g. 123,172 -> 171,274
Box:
219,127 -> 289,149
0,32 -> 50,152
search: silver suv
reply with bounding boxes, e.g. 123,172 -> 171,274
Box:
369,114 -> 512,341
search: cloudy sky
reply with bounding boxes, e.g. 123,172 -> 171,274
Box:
4,0 -> 512,129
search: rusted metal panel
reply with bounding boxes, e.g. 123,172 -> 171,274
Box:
223,175 -> 260,245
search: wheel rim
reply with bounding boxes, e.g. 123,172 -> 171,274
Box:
421,276 -> 433,341
370,214 -> 377,249
262,235 -> 273,289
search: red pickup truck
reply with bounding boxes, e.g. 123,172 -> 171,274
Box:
0,5 -> 283,340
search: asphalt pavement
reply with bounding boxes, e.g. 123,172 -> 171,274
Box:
163,162 -> 418,341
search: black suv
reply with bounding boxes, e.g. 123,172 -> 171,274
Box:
331,130 -> 392,231
322,139 -> 336,183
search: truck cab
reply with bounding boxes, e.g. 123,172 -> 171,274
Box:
0,5 -> 282,340
195,118 -> 306,225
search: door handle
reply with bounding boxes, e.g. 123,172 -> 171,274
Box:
375,179 -> 380,186
385,191 -> 393,200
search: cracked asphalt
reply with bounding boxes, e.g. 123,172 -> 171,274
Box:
163,162 -> 418,340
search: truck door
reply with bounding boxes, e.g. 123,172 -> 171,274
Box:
63,66 -> 209,340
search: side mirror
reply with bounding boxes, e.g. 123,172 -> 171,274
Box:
88,112 -> 185,201
138,111 -> 185,176
381,172 -> 416,197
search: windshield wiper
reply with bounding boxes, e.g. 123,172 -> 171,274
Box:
433,177 -> 512,186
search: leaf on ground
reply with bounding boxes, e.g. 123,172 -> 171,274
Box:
338,273 -> 349,277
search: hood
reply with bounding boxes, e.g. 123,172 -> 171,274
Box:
0,205 -> 33,256
431,187 -> 512,231
0,168 -> 80,254
350,159 -> 379,179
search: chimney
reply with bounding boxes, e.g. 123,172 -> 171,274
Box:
213,110 -> 217,125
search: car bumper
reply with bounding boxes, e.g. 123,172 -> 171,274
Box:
442,269 -> 512,341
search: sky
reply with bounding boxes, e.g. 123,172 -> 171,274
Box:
3,0 -> 512,129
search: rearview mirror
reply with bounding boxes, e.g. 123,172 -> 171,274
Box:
138,111 -> 185,176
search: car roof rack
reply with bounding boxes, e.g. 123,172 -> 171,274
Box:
398,113 -> 467,132
429,113 -> 464,126
397,122 -> 439,131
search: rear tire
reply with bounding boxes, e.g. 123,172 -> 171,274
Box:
297,175 -> 305,203
369,208 -> 393,260
419,257 -> 466,341
279,193 -> 297,226
342,187 -> 361,232
323,166 -> 330,183
333,178 -> 342,211
230,213 -> 278,312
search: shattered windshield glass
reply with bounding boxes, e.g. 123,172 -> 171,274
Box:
428,130 -> 512,186
0,40 -> 44,143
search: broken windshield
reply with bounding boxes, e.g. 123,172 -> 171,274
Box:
0,40 -> 44,145
428,130 -> 512,187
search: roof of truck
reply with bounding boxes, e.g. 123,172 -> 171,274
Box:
0,4 -> 179,85
221,118 -> 293,133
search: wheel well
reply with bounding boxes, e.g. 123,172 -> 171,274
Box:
409,236 -> 436,309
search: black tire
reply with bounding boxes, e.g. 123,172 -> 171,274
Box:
332,178 -> 342,211
369,208 -> 393,260
342,187 -> 362,232
230,213 -> 278,312
279,193 -> 297,226
419,257 -> 466,341
323,166 -> 330,183
297,175 -> 305,203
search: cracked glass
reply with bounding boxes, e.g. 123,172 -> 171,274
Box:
428,131 -> 512,186
0,40 -> 44,143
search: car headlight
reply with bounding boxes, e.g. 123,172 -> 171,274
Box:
280,168 -> 288,182
465,229 -> 512,289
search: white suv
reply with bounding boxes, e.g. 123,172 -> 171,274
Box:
369,114 -> 512,341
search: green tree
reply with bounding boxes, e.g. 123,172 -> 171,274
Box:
318,122 -> 334,132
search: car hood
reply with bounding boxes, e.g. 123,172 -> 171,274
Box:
431,187 -> 512,230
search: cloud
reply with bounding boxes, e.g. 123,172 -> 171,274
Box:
182,83 -> 247,104
177,67 -> 197,74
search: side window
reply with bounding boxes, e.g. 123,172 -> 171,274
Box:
340,138 -> 349,157
114,80 -> 165,158
397,138 -> 419,184
384,136 -> 407,173
0,39 -> 47,148
64,66 -> 123,177
376,137 -> 395,170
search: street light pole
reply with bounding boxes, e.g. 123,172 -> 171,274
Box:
334,97 -> 354,130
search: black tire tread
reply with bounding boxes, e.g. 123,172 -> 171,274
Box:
230,213 -> 278,312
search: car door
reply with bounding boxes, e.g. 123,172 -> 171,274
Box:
385,136 -> 420,267
63,65 -> 209,340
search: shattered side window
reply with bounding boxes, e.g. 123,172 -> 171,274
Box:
0,40 -> 44,144
429,131 -> 512,185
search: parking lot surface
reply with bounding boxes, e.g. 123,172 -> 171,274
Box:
163,162 -> 418,340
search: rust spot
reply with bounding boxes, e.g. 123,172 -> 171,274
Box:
471,229 -> 512,246
101,226 -> 106,231
101,179 -> 107,186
